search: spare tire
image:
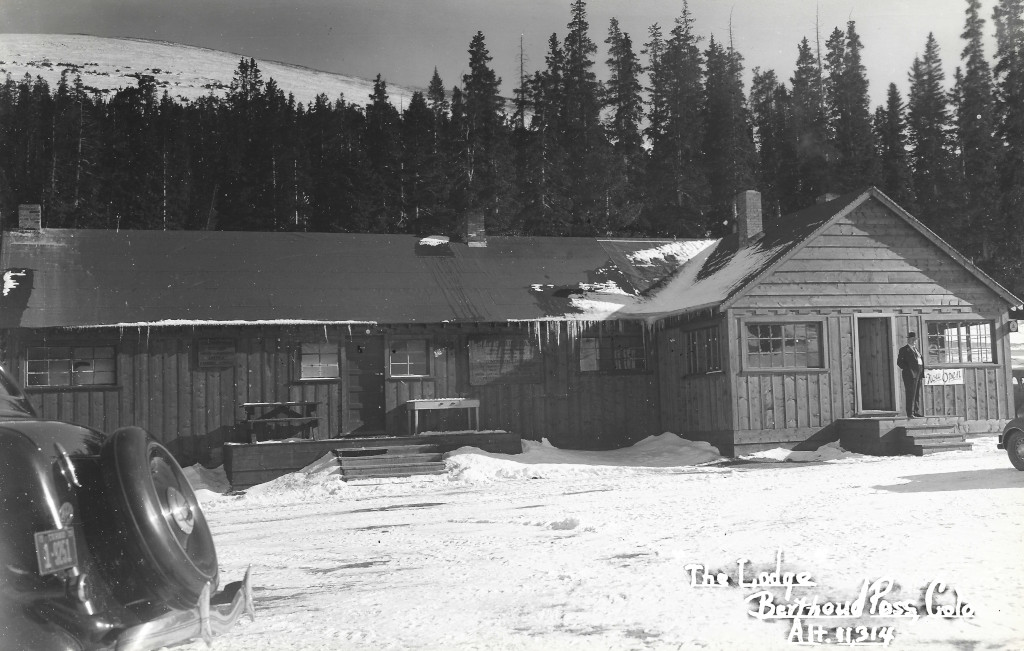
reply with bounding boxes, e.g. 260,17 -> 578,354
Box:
100,427 -> 219,610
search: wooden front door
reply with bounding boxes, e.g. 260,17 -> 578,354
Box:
345,336 -> 386,433
856,317 -> 895,412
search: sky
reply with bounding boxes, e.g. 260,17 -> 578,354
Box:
174,433 -> 1024,649
0,0 -> 984,105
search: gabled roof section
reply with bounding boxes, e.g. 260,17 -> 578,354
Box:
623,187 -> 1020,320
624,190 -> 864,318
0,229 -> 708,329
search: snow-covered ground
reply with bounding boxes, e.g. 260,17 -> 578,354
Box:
181,434 -> 1023,650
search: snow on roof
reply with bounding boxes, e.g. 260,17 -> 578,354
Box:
625,239 -> 783,319
625,239 -> 716,267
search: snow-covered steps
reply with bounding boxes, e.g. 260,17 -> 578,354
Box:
898,422 -> 973,456
334,444 -> 447,480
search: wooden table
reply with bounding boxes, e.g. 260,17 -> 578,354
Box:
241,401 -> 319,443
406,398 -> 480,435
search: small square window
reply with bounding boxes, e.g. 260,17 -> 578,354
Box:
300,342 -> 340,379
389,339 -> 429,377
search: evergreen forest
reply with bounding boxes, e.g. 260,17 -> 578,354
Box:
4,0 -> 1024,295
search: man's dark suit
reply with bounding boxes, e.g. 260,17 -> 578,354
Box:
896,344 -> 924,417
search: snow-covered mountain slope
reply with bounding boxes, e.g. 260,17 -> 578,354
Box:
0,33 -> 421,108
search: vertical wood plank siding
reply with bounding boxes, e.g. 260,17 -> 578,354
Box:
9,322 -> 661,464
729,198 -> 1013,445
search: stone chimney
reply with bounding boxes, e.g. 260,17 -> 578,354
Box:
734,190 -> 763,247
18,204 -> 42,230
466,210 -> 487,248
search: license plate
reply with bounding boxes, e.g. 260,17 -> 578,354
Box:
34,527 -> 78,575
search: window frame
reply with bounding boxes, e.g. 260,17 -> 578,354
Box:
679,324 -> 723,377
386,336 -> 432,379
25,344 -> 118,388
924,319 -> 997,367
297,341 -> 341,382
739,318 -> 828,373
578,332 -> 650,374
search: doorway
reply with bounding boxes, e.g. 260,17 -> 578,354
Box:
345,336 -> 386,433
855,316 -> 895,413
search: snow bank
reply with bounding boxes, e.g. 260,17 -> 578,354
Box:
445,432 -> 724,482
182,463 -> 231,502
738,441 -> 865,463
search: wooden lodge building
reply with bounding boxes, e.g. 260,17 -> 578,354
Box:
1,187 -> 1019,475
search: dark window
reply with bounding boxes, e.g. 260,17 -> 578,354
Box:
300,342 -> 340,379
682,326 -> 721,375
26,346 -> 116,387
926,321 -> 994,364
579,334 -> 647,373
744,323 -> 823,369
389,339 -> 429,377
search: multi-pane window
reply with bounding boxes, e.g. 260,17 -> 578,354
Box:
26,346 -> 116,387
579,335 -> 647,373
389,339 -> 429,377
926,321 -> 995,364
682,326 -> 721,375
745,322 -> 823,369
300,342 -> 340,379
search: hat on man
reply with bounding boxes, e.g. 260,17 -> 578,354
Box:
908,332 -> 917,338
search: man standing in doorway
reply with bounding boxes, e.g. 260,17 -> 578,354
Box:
897,332 -> 925,418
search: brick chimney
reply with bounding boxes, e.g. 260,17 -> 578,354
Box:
734,190 -> 763,247
466,210 -> 487,248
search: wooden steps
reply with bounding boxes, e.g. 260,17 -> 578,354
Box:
838,417 -> 972,456
898,422 -> 973,456
334,444 -> 447,480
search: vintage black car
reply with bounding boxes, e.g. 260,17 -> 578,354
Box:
0,364 -> 252,650
998,418 -> 1024,471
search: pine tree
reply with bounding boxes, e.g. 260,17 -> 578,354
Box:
561,0 -> 606,233
907,33 -> 955,233
602,18 -> 645,232
750,68 -> 799,219
519,34 -> 571,235
401,91 -> 448,235
992,0 -> 1024,268
825,22 -> 877,192
874,83 -> 914,207
426,68 -> 449,121
644,2 -> 708,236
703,37 -> 757,234
364,74 -> 402,232
790,37 -> 830,205
954,0 -> 1000,258
461,31 -> 513,233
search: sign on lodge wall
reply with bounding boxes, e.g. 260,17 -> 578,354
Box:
468,337 -> 542,386
924,368 -> 964,386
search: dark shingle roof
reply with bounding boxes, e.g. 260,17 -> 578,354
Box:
0,229 -> 702,328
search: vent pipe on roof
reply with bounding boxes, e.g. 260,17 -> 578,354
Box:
467,210 -> 487,248
734,190 -> 763,247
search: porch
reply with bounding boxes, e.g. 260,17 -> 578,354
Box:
837,417 -> 972,456
222,430 -> 522,489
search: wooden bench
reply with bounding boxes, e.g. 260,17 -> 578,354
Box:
241,401 -> 319,443
406,398 -> 480,435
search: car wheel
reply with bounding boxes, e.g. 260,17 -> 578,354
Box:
1007,430 -> 1024,471
101,427 -> 219,610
